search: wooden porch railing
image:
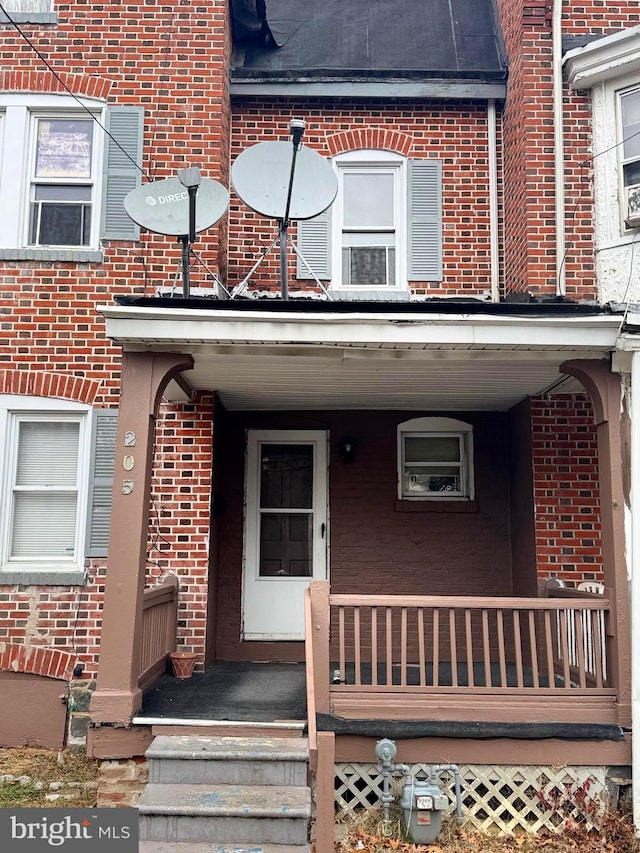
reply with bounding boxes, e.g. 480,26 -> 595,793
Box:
306,582 -> 617,725
138,575 -> 179,690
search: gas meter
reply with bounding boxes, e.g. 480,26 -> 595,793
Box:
400,777 -> 449,844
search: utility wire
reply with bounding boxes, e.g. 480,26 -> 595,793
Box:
0,1 -> 150,179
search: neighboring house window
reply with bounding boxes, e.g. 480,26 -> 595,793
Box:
619,86 -> 640,192
397,417 -> 474,501
4,1 -> 53,9
0,398 -> 117,584
297,150 -> 442,296
0,95 -> 144,259
1,2 -> 57,24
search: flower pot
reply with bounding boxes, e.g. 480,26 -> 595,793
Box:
169,651 -> 198,679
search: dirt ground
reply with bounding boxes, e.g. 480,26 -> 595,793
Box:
0,747 -> 99,809
0,748 -> 638,852
336,812 -> 640,853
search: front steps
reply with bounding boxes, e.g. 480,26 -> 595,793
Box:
137,734 -> 311,851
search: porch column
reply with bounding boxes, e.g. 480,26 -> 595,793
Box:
561,359 -> 631,727
91,351 -> 194,724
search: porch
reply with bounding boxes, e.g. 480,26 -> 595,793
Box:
88,301 -> 631,770
133,577 -> 623,735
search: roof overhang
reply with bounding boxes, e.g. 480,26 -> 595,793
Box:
563,25 -> 640,89
100,304 -> 623,411
229,79 -> 507,100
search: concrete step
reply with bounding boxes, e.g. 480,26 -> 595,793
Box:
147,735 -> 309,786
139,844 -> 311,853
138,782 -> 311,845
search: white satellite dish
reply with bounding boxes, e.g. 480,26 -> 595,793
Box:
231,125 -> 338,300
231,141 -> 337,221
124,176 -> 229,236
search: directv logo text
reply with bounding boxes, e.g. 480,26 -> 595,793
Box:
145,190 -> 189,206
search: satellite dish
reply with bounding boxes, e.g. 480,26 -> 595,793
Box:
124,176 -> 229,236
231,141 -> 337,220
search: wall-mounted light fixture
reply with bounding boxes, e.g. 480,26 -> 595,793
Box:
339,436 -> 356,464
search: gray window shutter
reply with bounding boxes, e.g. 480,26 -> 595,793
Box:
86,409 -> 118,558
408,160 -> 442,281
296,209 -> 331,279
101,106 -> 144,240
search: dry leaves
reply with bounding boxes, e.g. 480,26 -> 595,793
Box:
336,812 -> 640,853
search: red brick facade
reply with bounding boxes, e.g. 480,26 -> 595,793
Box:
0,2 -> 624,694
229,101 -> 497,297
531,394 -> 604,585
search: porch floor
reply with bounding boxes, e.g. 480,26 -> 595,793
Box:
139,661 -> 307,722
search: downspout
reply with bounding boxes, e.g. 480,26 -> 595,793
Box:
632,350 -> 640,832
553,0 -> 567,296
488,99 -> 500,302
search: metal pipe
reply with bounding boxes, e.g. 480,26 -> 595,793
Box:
631,350 -> 640,831
431,763 -> 463,824
280,220 -> 289,300
488,99 -> 500,302
552,0 -> 567,296
180,235 -> 190,298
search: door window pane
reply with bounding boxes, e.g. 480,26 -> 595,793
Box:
260,444 -> 313,509
259,513 -> 312,577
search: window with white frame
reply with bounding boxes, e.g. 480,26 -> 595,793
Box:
3,1 -> 54,12
0,399 -> 91,575
619,86 -> 640,190
0,1 -> 56,24
296,150 -> 442,295
0,95 -> 143,258
336,152 -> 405,289
397,417 -> 474,501
0,397 -> 118,583
28,116 -> 96,247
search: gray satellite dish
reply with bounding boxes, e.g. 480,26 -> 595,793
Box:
231,141 -> 337,220
124,176 -> 229,236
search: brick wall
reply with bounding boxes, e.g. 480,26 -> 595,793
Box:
213,409 -> 514,659
492,0 -> 640,300
229,100 -> 498,298
0,2 -> 618,687
531,394 -> 604,585
0,2 -> 228,676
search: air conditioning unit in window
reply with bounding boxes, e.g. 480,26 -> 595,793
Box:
625,183 -> 640,228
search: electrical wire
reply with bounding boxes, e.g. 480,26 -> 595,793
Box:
615,228 -> 640,341
0,2 -> 150,180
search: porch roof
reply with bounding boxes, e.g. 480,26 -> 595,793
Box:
100,299 -> 623,411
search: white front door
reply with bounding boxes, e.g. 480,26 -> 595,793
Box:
242,430 -> 328,640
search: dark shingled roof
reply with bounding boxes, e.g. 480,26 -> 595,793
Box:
231,0 -> 507,83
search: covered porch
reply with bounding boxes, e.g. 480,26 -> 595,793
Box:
87,299 -> 631,767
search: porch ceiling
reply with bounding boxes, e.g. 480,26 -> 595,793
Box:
100,304 -> 622,411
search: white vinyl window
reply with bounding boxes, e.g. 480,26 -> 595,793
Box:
3,1 -> 54,11
0,397 -> 91,576
0,95 -> 105,253
28,115 -> 96,247
333,151 -> 406,292
397,417 -> 474,501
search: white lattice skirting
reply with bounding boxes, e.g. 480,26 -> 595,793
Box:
335,763 -> 610,834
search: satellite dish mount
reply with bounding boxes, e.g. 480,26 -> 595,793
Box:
278,119 -> 306,300
231,120 -> 338,301
177,166 -> 201,298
